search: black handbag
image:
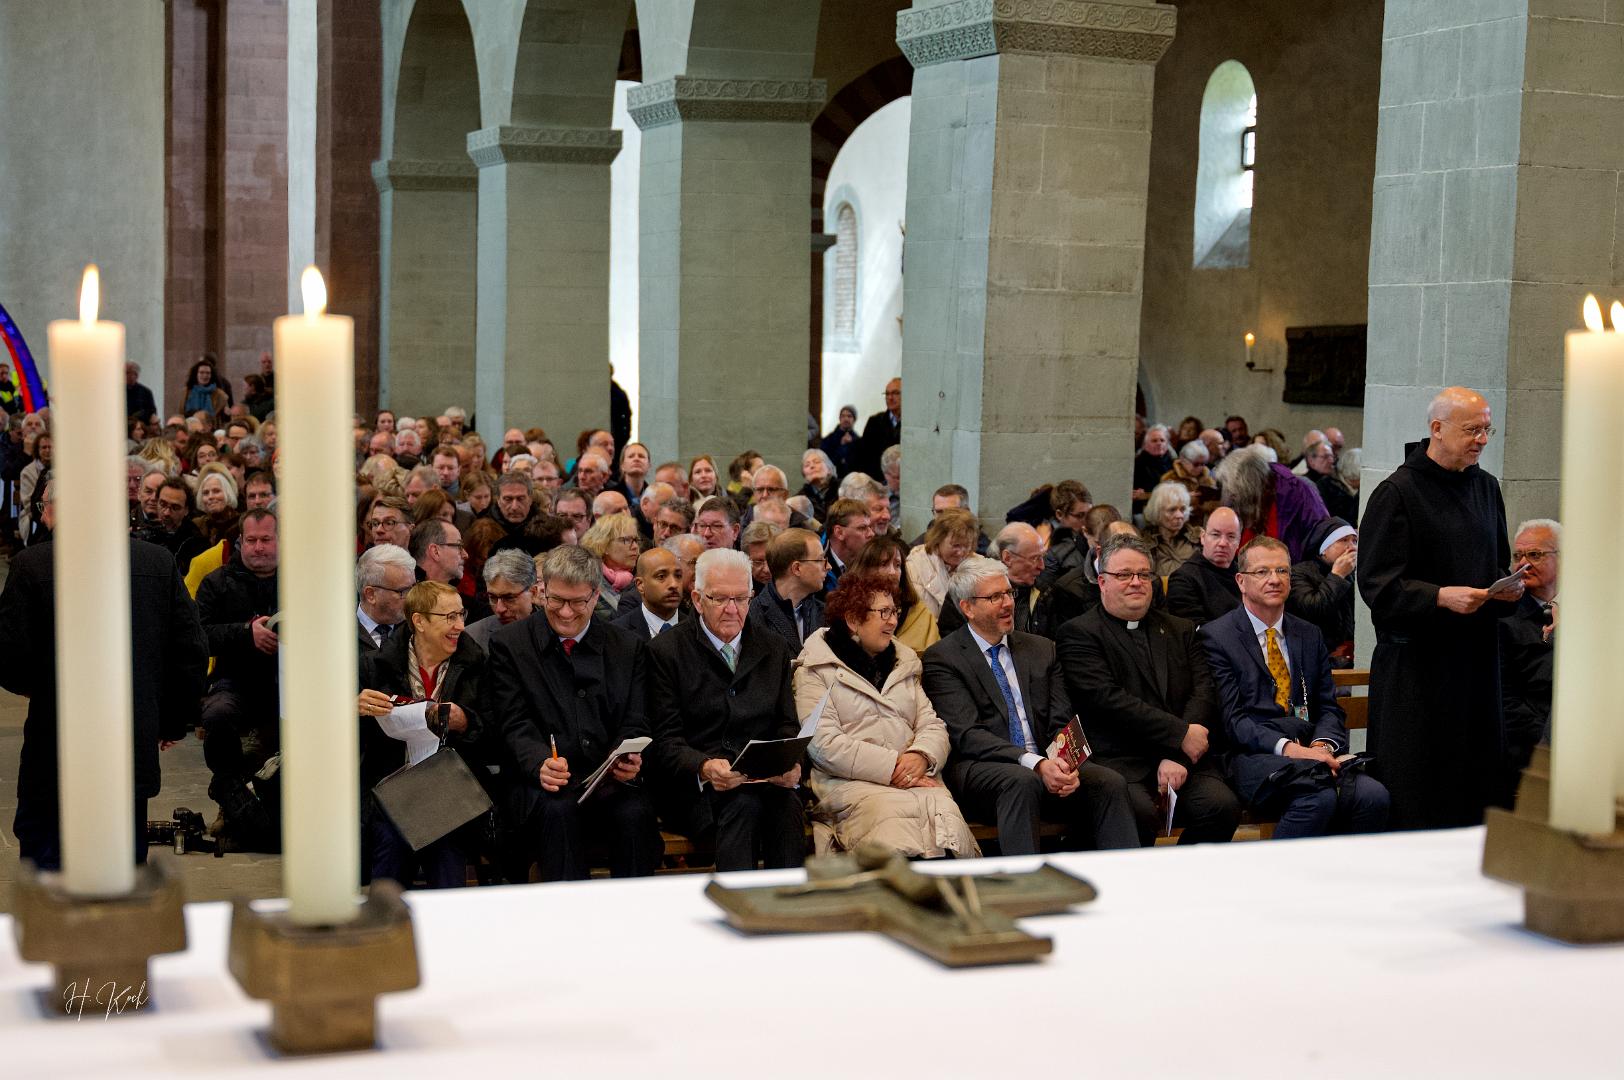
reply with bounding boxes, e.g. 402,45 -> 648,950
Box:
372,737 -> 493,852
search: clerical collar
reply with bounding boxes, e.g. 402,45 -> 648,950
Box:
1126,620 -> 1140,631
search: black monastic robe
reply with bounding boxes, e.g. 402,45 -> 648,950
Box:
1357,439 -> 1515,829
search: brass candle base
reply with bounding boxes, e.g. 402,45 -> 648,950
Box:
11,858 -> 187,1015
227,880 -> 419,1055
1483,746 -> 1624,944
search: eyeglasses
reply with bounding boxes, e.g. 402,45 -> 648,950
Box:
1101,570 -> 1155,584
970,589 -> 1016,604
1239,567 -> 1291,580
612,536 -> 640,547
795,555 -> 829,567
437,541 -> 464,551
486,590 -> 528,604
695,521 -> 731,533
421,610 -> 465,623
544,593 -> 596,612
1512,549 -> 1556,562
368,584 -> 412,597
868,606 -> 899,620
703,592 -> 753,610
366,518 -> 405,529
1445,421 -> 1496,439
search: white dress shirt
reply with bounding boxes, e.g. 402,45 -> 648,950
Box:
1244,607 -> 1337,755
642,605 -> 679,638
967,626 -> 1042,769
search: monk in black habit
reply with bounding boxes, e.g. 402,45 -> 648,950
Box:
1358,387 -> 1524,830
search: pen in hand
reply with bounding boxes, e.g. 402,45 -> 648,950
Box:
550,734 -> 558,761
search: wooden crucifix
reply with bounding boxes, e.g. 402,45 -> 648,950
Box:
706,842 -> 1097,967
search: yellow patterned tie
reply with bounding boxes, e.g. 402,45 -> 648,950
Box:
1265,628 -> 1290,710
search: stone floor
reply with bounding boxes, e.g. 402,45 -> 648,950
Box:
0,550 -> 284,914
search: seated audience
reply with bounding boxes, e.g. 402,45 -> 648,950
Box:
1131,423 -> 1174,514
906,506 -> 979,619
694,495 -> 740,552
1042,519 -> 1166,631
651,496 -> 695,544
741,520 -> 784,586
1287,517 -> 1357,659
1056,535 -> 1240,847
824,497 -> 874,588
1200,538 -> 1388,839
940,522 -> 1046,637
1499,518 -> 1559,797
921,556 -> 1139,853
356,543 -> 415,652
648,549 -> 805,871
688,454 -> 723,506
1305,439 -> 1359,523
464,548 -> 539,651
848,533 -> 940,653
1166,507 -> 1243,626
356,580 -> 491,887
747,527 -> 826,652
1141,482 -> 1200,578
580,512 -> 641,620
798,448 -> 840,523
486,545 -> 659,881
796,573 -> 980,858
1213,444 -> 1329,561
613,545 -> 686,640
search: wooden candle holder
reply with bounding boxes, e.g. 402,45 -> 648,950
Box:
227,879 -> 419,1055
11,858 -> 187,1015
1482,746 -> 1624,943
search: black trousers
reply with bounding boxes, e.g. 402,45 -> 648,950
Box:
516,782 -> 661,882
945,759 -> 1141,854
200,686 -> 276,790
1121,767 -> 1240,847
14,790 -> 149,873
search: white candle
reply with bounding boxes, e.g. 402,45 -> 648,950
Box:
1549,294 -> 1623,835
48,266 -> 135,897
274,267 -> 360,925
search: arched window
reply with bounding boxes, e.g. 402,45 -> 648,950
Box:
1193,60 -> 1256,270
833,203 -> 858,340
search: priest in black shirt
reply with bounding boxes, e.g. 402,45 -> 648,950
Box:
1358,387 -> 1524,830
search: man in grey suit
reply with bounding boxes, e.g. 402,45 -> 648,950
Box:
921,557 -> 1139,854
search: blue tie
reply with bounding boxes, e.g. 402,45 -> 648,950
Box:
987,644 -> 1028,752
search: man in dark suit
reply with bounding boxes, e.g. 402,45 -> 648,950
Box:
1166,506 -> 1242,626
1037,520 -> 1165,634
1057,534 -> 1239,846
854,377 -> 901,480
1499,519 -> 1559,799
0,512 -> 209,870
356,543 -> 414,653
923,557 -> 1139,853
648,548 -> 805,871
612,545 -> 685,641
939,522 -> 1044,637
1200,538 -> 1388,839
747,527 -> 826,653
486,545 -> 660,881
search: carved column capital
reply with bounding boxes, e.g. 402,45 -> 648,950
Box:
371,158 -> 478,193
627,76 -> 828,130
465,125 -> 623,168
896,0 -> 1177,68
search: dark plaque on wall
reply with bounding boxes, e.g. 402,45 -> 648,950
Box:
1282,324 -> 1366,408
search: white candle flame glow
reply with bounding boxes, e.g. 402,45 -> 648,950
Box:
1611,301 -> 1623,333
1583,294 -> 1603,333
301,265 -> 327,319
79,265 -> 99,326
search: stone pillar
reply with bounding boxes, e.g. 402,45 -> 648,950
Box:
468,124 -> 620,441
629,76 -> 827,470
1365,1 -> 1624,532
372,159 -> 478,420
894,0 -> 1176,537
0,0 -> 165,400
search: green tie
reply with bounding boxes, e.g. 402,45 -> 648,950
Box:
720,642 -> 737,672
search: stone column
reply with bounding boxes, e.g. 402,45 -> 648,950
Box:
629,76 -> 827,470
468,124 -> 620,441
894,0 -> 1176,536
1364,1 -> 1624,533
0,1 -> 165,402
372,159 -> 478,419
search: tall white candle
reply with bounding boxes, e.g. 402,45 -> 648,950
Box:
1549,294 -> 1623,835
48,266 -> 135,897
274,267 -> 359,925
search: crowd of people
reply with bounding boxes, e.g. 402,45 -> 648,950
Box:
0,360 -> 1556,886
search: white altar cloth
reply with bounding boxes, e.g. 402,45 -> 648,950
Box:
1,827 -> 1616,1078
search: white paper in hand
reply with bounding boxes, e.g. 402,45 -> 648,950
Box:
577,736 -> 654,803
377,702 -> 440,766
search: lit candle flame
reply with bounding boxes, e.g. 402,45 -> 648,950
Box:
1244,332 -> 1255,347
1611,301 -> 1624,333
1583,294 -> 1603,333
301,265 -> 327,319
79,264 -> 99,326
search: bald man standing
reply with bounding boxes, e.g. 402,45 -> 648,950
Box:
1358,387 -> 1523,830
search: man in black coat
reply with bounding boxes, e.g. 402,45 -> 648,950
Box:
854,377 -> 901,481
612,545 -> 687,642
746,528 -> 826,653
1498,519 -> 1559,800
921,558 -> 1139,854
487,546 -> 660,881
1056,535 -> 1239,847
648,548 -> 805,871
1165,507 -> 1242,627
1287,516 -> 1357,657
1358,388 -> 1523,829
195,509 -> 281,829
0,532 -> 208,870
1037,520 -> 1165,634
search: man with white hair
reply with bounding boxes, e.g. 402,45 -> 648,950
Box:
463,548 -> 540,652
1132,423 -> 1174,513
356,543 -> 415,652
1359,386 -> 1523,829
394,426 -> 423,470
648,548 -> 805,870
1498,518 -> 1560,798
1198,428 -> 1227,464
569,450 -> 612,500
940,522 -> 1046,637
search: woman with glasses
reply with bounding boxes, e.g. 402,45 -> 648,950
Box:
905,507 -> 981,620
793,573 -> 979,859
356,580 -> 492,889
580,513 -> 643,621
849,534 -> 940,653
